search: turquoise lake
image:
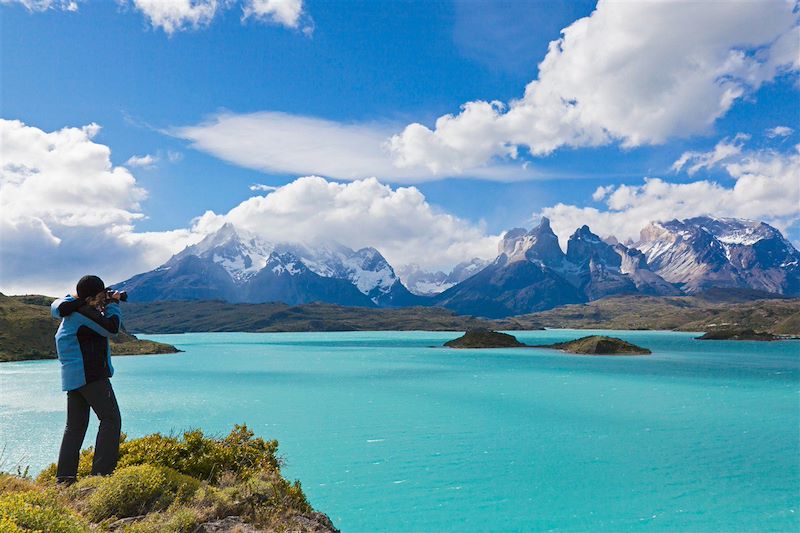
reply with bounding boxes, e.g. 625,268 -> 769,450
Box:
1,330 -> 798,532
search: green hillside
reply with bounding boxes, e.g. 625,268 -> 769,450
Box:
120,299 -> 499,333
507,292 -> 800,335
0,294 -> 179,362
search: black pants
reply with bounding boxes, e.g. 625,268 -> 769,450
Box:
56,378 -> 121,480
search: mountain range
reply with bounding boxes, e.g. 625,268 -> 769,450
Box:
116,217 -> 800,318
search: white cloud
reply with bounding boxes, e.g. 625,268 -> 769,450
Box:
124,0 -> 309,34
174,111 -> 539,183
388,0 -> 799,174
671,134 -> 749,176
212,176 -> 501,271
540,143 -> 800,248
125,153 -> 158,167
249,183 -> 278,191
241,0 -> 304,29
591,185 -> 612,202
129,0 -> 219,34
766,125 -> 794,138
0,119 -> 203,295
0,0 -> 78,11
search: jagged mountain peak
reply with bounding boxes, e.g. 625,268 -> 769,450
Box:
172,223 -> 274,283
572,225 -> 602,242
531,216 -> 553,233
566,225 -> 620,268
499,219 -> 565,266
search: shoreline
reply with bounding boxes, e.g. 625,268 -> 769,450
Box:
7,327 -> 799,364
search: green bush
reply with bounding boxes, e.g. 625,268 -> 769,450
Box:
26,425 -> 319,532
219,469 -> 312,524
81,464 -> 200,522
0,490 -> 88,533
116,425 -> 279,482
37,425 -> 278,485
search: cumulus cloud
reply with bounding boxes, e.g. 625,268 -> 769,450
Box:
388,0 -> 800,174
128,0 -> 220,34
0,119 -> 203,295
174,111 -> 539,183
207,176 -> 501,271
1,0 -> 78,11
540,142 -> 800,247
123,0 -> 309,34
766,125 -> 794,138
125,153 -> 158,167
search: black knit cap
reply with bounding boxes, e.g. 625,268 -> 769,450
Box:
76,275 -> 105,299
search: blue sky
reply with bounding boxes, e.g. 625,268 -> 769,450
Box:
1,0 -> 799,294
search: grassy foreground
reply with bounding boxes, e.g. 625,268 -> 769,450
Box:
0,425 -> 336,533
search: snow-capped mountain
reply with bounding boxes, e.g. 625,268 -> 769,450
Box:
635,217 -> 800,294
397,258 -> 490,296
170,223 -> 273,283
117,223 -> 423,306
435,218 -> 681,317
274,242 -> 422,306
116,216 -> 799,316
241,250 -> 374,306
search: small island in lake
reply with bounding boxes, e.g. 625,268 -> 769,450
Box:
695,328 -> 781,341
536,335 -> 651,355
444,328 -> 527,348
444,329 -> 651,355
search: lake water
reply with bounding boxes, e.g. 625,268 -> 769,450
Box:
1,330 -> 798,532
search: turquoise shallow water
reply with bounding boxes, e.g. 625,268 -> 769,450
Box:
1,329 -> 798,532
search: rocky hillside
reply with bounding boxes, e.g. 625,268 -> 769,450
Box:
635,217 -> 800,294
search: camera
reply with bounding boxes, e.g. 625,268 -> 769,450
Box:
105,289 -> 128,302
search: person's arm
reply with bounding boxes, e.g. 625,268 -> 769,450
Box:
76,302 -> 121,337
51,296 -> 84,318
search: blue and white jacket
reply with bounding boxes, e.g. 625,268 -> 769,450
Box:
51,296 -> 122,391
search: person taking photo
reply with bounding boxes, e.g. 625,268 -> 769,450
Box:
50,275 -> 125,485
